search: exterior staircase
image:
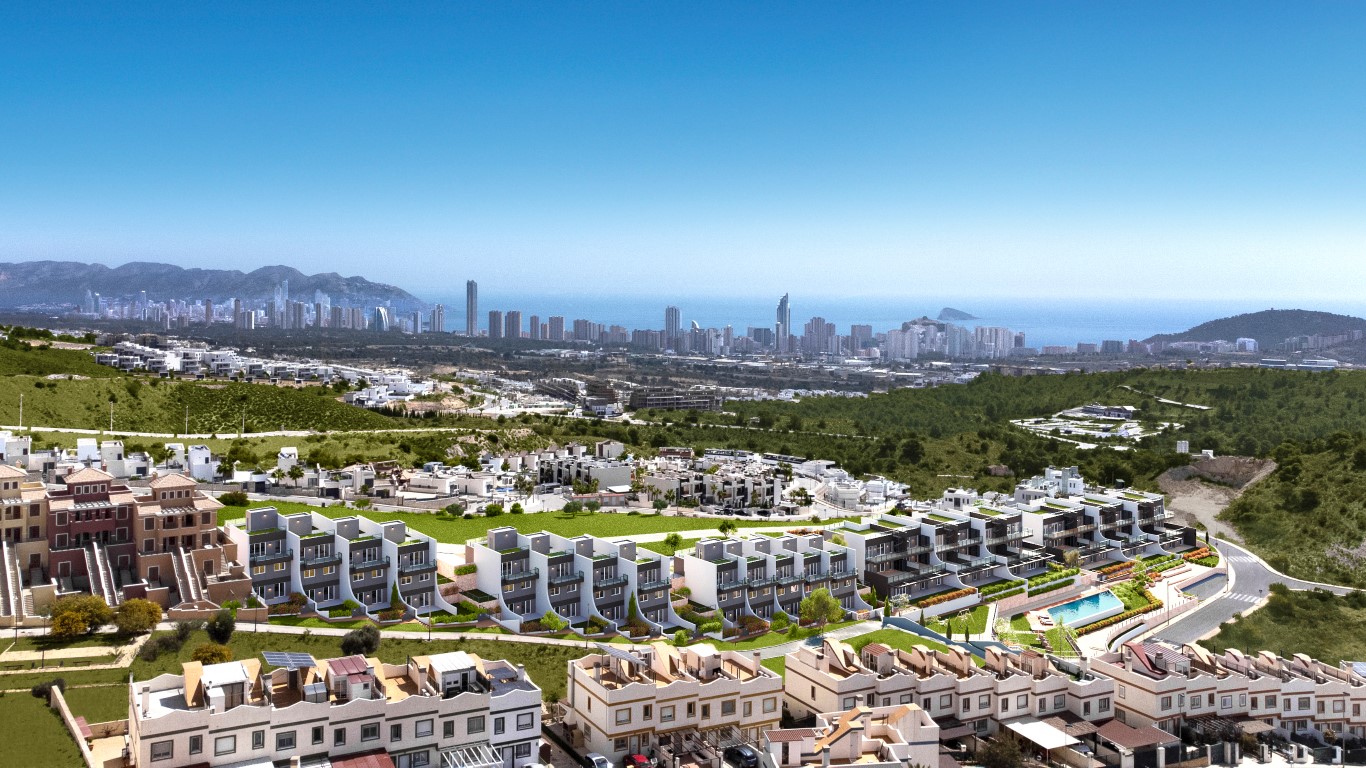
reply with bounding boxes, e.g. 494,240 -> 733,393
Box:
85,542 -> 121,607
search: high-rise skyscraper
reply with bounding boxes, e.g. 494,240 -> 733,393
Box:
488,310 -> 503,339
664,305 -> 681,348
775,293 -> 791,354
465,280 -> 478,336
548,316 -> 565,341
528,314 -> 540,340
430,304 -> 445,334
504,310 -> 522,339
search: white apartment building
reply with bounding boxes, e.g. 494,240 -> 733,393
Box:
562,642 -> 783,763
468,528 -> 680,633
680,532 -> 869,625
130,651 -> 541,768
0,431 -> 32,467
784,639 -> 1114,736
1092,640 -> 1366,739
761,704 -> 940,768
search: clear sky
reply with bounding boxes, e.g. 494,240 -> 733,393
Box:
2,2 -> 1364,301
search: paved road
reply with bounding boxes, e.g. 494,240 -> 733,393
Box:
1151,539 -> 1353,645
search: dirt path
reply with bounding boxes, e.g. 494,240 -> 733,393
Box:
1158,457 -> 1276,544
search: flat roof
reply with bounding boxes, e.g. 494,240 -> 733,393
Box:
1005,718 -> 1080,751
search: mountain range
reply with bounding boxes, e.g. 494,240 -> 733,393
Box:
0,261 -> 424,309
1144,309 -> 1366,350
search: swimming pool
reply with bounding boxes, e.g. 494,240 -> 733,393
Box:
1047,590 -> 1125,628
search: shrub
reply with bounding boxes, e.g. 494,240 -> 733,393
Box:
979,580 -> 1025,598
268,592 -> 308,616
30,678 -> 66,700
206,608 -> 235,644
1028,579 -> 1074,597
51,594 -> 112,635
114,598 -> 163,634
51,612 -> 88,640
770,612 -> 791,632
1028,568 -> 1079,590
697,620 -> 723,635
483,504 -> 503,517
540,611 -> 569,632
139,634 -> 181,662
329,599 -> 363,618
455,564 -> 478,576
914,587 -> 977,609
671,586 -> 691,599
983,587 -> 1026,604
173,620 -> 203,643
510,503 -> 524,514
341,625 -> 382,656
191,643 -> 234,664
218,491 -> 249,506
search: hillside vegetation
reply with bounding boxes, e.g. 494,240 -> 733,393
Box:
1206,587 -> 1366,663
1144,309 -> 1366,350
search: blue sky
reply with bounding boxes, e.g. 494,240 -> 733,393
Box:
2,2 -> 1364,301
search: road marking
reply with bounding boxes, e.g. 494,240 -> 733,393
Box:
1223,593 -> 1261,605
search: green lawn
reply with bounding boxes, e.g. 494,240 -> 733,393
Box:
712,620 -> 861,652
845,628 -> 984,666
639,537 -> 701,556
1111,580 -> 1157,612
927,605 -> 990,637
761,656 -> 786,676
220,501 -> 846,545
4,633 -> 129,654
0,690 -> 87,768
1205,588 -> 1366,664
62,684 -> 130,724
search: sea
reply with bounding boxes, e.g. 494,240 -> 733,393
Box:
424,292 -> 1366,350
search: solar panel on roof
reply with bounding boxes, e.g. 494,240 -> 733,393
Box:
596,642 -> 648,668
262,651 -> 317,669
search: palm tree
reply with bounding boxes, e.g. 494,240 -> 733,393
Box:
271,468 -> 285,487
288,464 -> 304,487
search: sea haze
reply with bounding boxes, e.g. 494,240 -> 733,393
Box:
424,294 -> 1357,349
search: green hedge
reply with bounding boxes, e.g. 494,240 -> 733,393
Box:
983,587 -> 1026,604
1076,591 -> 1162,635
454,564 -> 477,575
980,580 -> 1025,597
1028,579 -> 1074,597
1028,568 -> 1079,590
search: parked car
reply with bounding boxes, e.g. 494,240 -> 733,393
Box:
724,745 -> 760,768
585,753 -> 614,768
624,755 -> 655,768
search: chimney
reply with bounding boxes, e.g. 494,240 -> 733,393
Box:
140,686 -> 150,714
516,663 -> 526,680
1123,646 -> 1134,673
291,758 -> 302,768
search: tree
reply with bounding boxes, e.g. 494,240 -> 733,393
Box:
288,464 -> 304,486
51,612 -> 88,640
562,501 -> 584,515
51,595 -> 112,635
271,468 -> 285,486
191,643 -> 234,665
717,519 -> 739,537
798,588 -> 844,628
653,499 -> 668,512
584,500 -> 602,512
540,611 -> 568,632
483,503 -> 503,517
206,608 -> 235,644
509,502 -> 524,514
341,624 -> 381,656
115,598 -> 162,634
662,533 -> 684,553
673,629 -> 690,646
1062,549 -> 1081,569
979,738 -> 1023,768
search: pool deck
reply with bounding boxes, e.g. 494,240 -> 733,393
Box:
1026,586 -> 1116,631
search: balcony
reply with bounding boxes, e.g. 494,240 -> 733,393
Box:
803,571 -> 829,584
351,554 -> 390,571
866,551 -> 902,565
638,578 -> 671,592
300,551 -> 342,568
501,567 -> 540,584
595,573 -> 630,589
250,548 -> 293,566
399,560 -> 438,576
746,576 -> 777,589
1073,523 -> 1097,533
548,570 -> 584,587
777,574 -> 803,586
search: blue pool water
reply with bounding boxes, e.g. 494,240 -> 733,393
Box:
1048,590 -> 1124,627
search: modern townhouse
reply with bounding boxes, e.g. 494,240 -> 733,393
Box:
784,639 -> 1114,737
538,454 -> 633,493
562,642 -> 782,763
1092,640 -> 1366,740
129,650 -> 542,768
225,507 -> 441,615
679,532 -> 868,625
760,704 -> 940,768
831,514 -> 951,602
468,528 -> 679,632
0,430 -> 33,467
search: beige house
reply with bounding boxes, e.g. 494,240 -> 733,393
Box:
761,704 -> 940,768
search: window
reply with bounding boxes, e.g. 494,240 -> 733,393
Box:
312,726 -> 324,745
765,697 -> 778,713
614,738 -> 628,753
1192,697 -> 1202,710
1016,694 -> 1028,709
444,720 -> 455,738
372,569 -> 381,578
277,732 -> 296,751
1240,694 -> 1248,709
1334,700 -> 1345,713
1299,697 -> 1311,710
961,698 -> 971,712
978,694 -> 990,710
252,565 -> 265,575
661,705 -> 675,723
401,575 -> 411,585
324,565 -> 336,575
144,518 -> 155,531
469,716 -> 486,734
1083,701 -> 1091,716
494,717 -> 505,735
687,702 -> 695,718
644,705 -> 653,721
274,562 -> 285,571
1267,695 -> 1277,709
151,741 -> 173,761
1100,697 -> 1111,713
1053,694 -> 1065,710
1038,698 -> 1047,713
334,728 -> 346,746
391,724 -> 403,742
743,701 -> 751,718
1160,696 -> 1173,711
1221,695 -> 1232,710
940,694 -> 952,709
304,568 -> 316,578
616,709 -> 632,726
252,730 -> 265,750
362,724 -> 379,741
215,735 -> 237,756
354,572 -> 364,582
1118,684 -> 1126,699
722,700 -> 736,716
189,736 -> 202,755
416,719 -> 434,738
702,704 -> 711,719
515,743 -> 533,758
1001,697 -> 1009,713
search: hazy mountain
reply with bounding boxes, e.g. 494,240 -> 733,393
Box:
1144,309 -> 1366,350
0,260 -> 424,308
937,307 -> 978,321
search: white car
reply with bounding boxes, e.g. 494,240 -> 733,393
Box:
585,754 -> 614,768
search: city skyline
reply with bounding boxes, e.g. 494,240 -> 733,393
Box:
4,4 -> 1366,301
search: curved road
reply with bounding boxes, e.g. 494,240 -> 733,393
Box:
1150,539 -> 1353,646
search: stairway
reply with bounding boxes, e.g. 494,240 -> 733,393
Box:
0,541 -> 13,619
85,542 -> 121,607
179,547 -> 204,603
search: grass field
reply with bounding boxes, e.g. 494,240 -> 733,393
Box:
761,656 -> 785,676
639,537 -> 701,556
219,500 -> 845,544
62,684 -> 129,724
4,633 -> 129,654
712,620 -> 861,652
927,605 -> 990,637
0,690 -> 87,768
1205,588 -> 1366,664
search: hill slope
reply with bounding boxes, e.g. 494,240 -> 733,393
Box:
1144,309 -> 1366,350
0,261 -> 424,308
